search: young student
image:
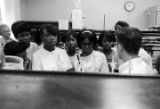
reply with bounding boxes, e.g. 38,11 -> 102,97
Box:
116,27 -> 154,75
71,30 -> 109,73
32,24 -> 72,71
62,31 -> 79,71
0,24 -> 13,46
114,21 -> 153,68
3,41 -> 30,70
114,21 -> 129,34
99,30 -> 117,72
11,21 -> 39,61
63,31 -> 78,56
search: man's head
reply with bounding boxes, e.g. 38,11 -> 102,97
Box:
0,24 -> 11,40
12,21 -> 31,43
116,27 -> 142,60
114,21 -> 129,34
40,24 -> 59,51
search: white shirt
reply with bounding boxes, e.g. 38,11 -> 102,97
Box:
32,47 -> 72,71
113,47 -> 152,68
71,50 -> 109,73
26,42 -> 39,61
138,48 -> 152,68
119,58 -> 154,75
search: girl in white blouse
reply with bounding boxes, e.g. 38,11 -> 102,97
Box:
70,30 -> 109,73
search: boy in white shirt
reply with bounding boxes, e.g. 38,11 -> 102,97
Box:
32,24 -> 72,71
70,30 -> 109,73
116,27 -> 154,75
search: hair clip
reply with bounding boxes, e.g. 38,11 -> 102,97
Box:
82,30 -> 92,34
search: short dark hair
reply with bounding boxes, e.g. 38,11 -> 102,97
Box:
40,24 -> 59,37
11,21 -> 31,39
117,27 -> 142,55
4,41 -> 29,56
99,30 -> 116,46
77,30 -> 97,49
62,31 -> 78,43
115,21 -> 129,27
114,21 -> 129,31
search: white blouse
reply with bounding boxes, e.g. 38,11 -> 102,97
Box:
70,50 -> 109,73
32,47 -> 72,71
26,42 -> 39,61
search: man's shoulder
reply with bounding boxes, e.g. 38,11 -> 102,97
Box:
133,58 -> 153,74
139,48 -> 150,57
120,58 -> 153,74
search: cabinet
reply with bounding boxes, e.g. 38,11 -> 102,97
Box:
146,6 -> 160,29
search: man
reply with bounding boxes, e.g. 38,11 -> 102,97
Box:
0,24 -> 13,67
116,27 -> 154,75
0,24 -> 13,46
114,21 -> 153,67
32,24 -> 73,71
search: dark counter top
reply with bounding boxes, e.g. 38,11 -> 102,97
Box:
0,70 -> 160,109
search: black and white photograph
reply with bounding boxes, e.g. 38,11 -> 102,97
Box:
0,0 -> 160,109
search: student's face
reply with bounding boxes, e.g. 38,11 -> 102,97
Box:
65,35 -> 77,50
0,26 -> 11,39
17,32 -> 31,43
42,29 -> 58,51
81,38 -> 93,56
115,25 -> 121,35
102,37 -> 113,50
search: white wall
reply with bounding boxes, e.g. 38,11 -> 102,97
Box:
82,0 -> 160,30
20,0 -> 74,21
0,0 -> 21,26
20,0 -> 160,30
0,0 -> 21,39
